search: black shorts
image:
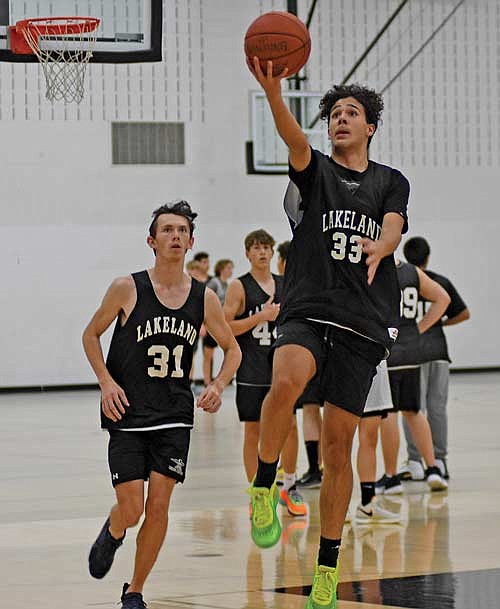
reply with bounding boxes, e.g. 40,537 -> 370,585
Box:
273,320 -> 384,417
203,333 -> 217,349
388,367 -> 421,412
236,384 -> 270,422
108,427 -> 191,487
294,378 -> 323,410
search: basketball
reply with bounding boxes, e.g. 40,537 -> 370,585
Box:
244,11 -> 311,77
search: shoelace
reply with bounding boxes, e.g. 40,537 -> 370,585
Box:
313,569 -> 335,604
249,488 -> 272,527
288,489 -> 304,504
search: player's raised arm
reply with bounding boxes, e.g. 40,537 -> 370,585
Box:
251,57 -> 310,172
416,269 -> 451,334
197,289 -> 241,413
82,276 -> 134,421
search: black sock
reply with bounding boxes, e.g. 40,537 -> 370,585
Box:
254,457 -> 279,489
305,441 -> 320,473
318,536 -> 341,568
360,482 -> 375,506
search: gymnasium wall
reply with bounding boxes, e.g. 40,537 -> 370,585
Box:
0,0 -> 497,387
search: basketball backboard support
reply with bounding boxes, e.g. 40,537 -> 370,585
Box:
0,0 -> 162,63
247,90 -> 329,174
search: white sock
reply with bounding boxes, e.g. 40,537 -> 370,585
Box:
283,472 -> 296,491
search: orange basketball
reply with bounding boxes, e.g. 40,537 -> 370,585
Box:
244,11 -> 311,77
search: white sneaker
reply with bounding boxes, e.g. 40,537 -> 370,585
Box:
425,466 -> 448,491
435,458 -> 450,479
355,499 -> 401,524
398,460 -> 425,481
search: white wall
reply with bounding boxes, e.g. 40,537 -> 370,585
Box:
0,0 -> 498,387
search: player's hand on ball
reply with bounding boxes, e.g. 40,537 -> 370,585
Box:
197,380 -> 223,413
252,57 -> 288,92
100,378 -> 130,422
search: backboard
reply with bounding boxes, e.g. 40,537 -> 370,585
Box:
0,0 -> 162,63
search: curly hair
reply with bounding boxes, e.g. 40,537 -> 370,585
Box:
319,84 -> 384,144
149,200 -> 197,237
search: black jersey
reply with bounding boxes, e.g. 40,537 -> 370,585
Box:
283,147 -> 409,351
103,271 -> 205,431
235,272 -> 283,385
387,262 -> 426,368
417,269 -> 468,363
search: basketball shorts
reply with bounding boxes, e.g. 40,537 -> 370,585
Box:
235,383 -> 270,422
203,333 -> 217,349
362,359 -> 393,419
387,367 -> 421,413
273,320 -> 385,417
108,427 -> 191,487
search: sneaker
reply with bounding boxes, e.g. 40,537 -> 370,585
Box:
435,458 -> 450,480
306,562 -> 339,609
88,517 -> 125,579
296,469 -> 323,488
120,583 -> 147,609
375,475 -> 403,495
275,466 -> 285,487
247,483 -> 281,548
279,485 -> 308,517
355,499 -> 401,524
398,460 -> 425,481
425,466 -> 448,492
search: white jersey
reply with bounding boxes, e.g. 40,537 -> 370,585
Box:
364,359 -> 393,414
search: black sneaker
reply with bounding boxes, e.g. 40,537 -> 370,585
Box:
88,517 -> 125,579
375,474 -> 403,495
121,583 -> 147,609
435,458 -> 450,480
374,474 -> 388,495
425,466 -> 448,491
296,469 -> 322,488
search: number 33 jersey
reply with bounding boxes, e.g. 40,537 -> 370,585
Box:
235,273 -> 283,386
102,271 -> 205,430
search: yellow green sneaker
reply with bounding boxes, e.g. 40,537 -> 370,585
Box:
246,483 -> 281,548
305,562 -> 339,609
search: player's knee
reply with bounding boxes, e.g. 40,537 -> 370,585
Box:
120,501 -> 144,528
270,373 -> 306,404
323,437 -> 352,470
145,497 -> 169,523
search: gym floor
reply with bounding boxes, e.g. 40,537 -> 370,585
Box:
1,372 -> 499,609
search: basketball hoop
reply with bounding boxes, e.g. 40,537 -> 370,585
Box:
12,17 -> 100,104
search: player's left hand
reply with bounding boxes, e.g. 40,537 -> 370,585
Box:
360,238 -> 383,285
196,379 -> 223,413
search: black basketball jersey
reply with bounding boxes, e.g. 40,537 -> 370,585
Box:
102,271 -> 205,430
416,270 -> 468,363
283,147 -> 410,351
235,272 -> 283,385
387,262 -> 426,368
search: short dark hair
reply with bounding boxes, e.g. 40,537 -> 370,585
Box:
193,251 -> 209,262
277,240 -> 290,262
319,83 -> 384,146
214,259 -> 233,277
244,229 -> 275,251
403,237 -> 431,267
149,200 -> 197,237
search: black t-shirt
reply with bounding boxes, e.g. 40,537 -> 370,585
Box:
283,147 -> 410,351
417,269 -> 468,362
235,273 -> 283,385
103,271 -> 205,430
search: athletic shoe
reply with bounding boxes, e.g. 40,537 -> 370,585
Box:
296,469 -> 323,488
306,562 -> 339,609
247,483 -> 281,548
88,517 -> 125,579
355,499 -> 401,525
279,485 -> 308,516
120,583 -> 147,609
398,459 -> 425,481
425,466 -> 448,491
435,458 -> 450,480
375,475 -> 403,495
275,466 -> 285,487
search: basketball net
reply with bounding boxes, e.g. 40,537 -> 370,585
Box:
18,17 -> 100,104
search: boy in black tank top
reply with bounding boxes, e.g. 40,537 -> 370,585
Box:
248,56 -> 409,607
224,230 -> 307,517
82,201 -> 241,609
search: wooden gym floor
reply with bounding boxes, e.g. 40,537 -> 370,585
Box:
1,371 -> 499,609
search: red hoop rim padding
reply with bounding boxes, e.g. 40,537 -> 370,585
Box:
16,16 -> 100,37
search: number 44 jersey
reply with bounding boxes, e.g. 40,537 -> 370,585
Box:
102,270 -> 205,431
235,273 -> 283,386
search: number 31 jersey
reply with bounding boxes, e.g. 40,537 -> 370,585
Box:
102,270 -> 205,431
235,273 -> 283,386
